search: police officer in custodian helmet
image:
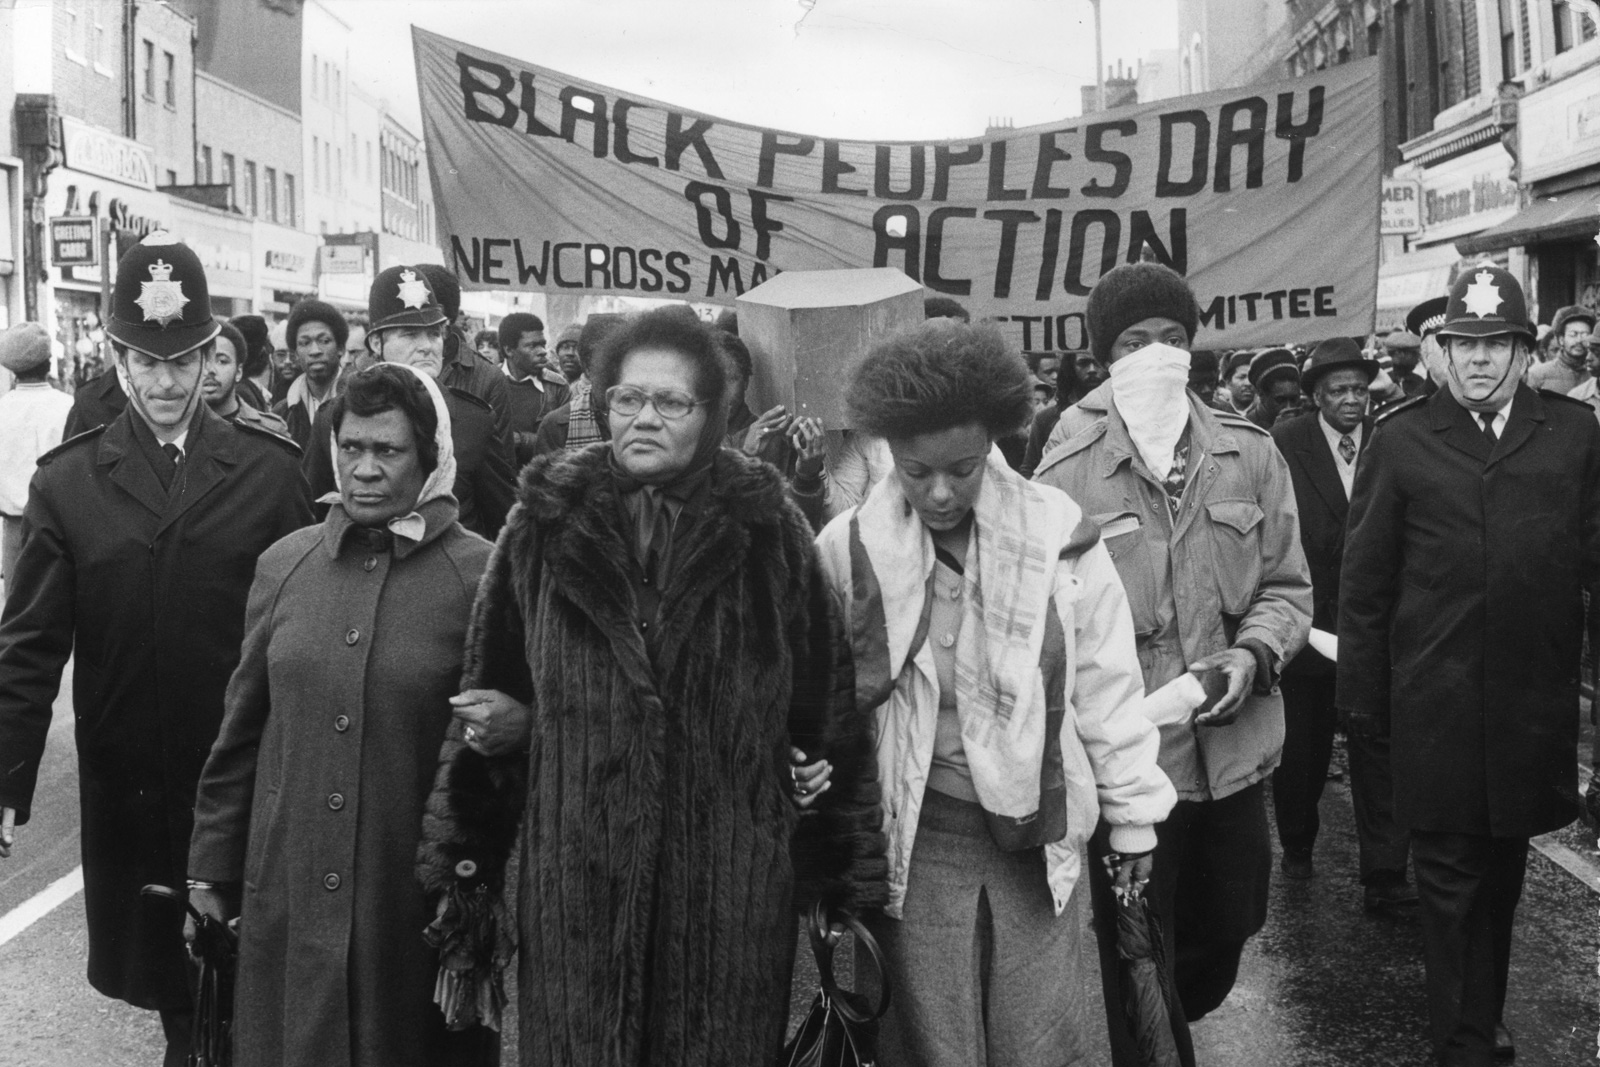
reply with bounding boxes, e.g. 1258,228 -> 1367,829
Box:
0,233 -> 313,1065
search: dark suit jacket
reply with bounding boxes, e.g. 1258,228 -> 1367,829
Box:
1271,412 -> 1372,678
1337,385 -> 1600,836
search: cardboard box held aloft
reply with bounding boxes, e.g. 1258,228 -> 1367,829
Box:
736,268 -> 924,429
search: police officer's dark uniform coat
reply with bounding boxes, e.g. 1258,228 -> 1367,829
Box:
62,365 -> 127,438
0,406 -> 312,1008
1338,382 -> 1600,837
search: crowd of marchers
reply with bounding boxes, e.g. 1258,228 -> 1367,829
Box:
0,232 -> 1589,1067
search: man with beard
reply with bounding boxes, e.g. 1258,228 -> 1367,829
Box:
205,320 -> 292,440
1340,265 -> 1600,1064
1527,304 -> 1595,395
275,300 -> 346,450
301,265 -> 516,539
0,234 -> 312,1067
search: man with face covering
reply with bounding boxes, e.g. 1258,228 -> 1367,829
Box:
1035,262 -> 1311,1067
1339,266 -> 1600,1066
0,233 -> 313,1067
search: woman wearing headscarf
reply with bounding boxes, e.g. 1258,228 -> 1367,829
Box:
186,362 -> 499,1067
415,307 -> 886,1066
814,321 -> 1175,1067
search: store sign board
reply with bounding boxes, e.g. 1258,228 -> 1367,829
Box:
1418,144 -> 1520,243
319,245 -> 366,273
1381,180 -> 1422,234
49,216 -> 98,267
169,204 -> 254,296
61,117 -> 157,191
1520,71 -> 1600,183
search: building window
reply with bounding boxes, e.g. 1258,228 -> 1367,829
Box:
1499,0 -> 1519,78
285,175 -> 297,227
199,145 -> 213,184
1554,1 -> 1576,53
93,11 -> 110,73
164,51 -> 176,107
265,167 -> 278,222
310,52 -> 319,98
165,169 -> 176,186
244,161 -> 258,217
221,153 -> 235,205
336,147 -> 343,197
367,141 -> 374,183
312,136 -> 321,190
143,40 -> 155,99
1424,0 -> 1441,117
326,142 -> 333,195
350,135 -> 358,182
64,4 -> 85,64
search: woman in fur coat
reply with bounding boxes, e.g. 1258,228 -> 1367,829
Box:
416,307 -> 888,1067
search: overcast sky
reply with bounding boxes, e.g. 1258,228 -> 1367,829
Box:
328,0 -> 1179,141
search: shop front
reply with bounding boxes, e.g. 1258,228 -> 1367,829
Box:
1459,67 -> 1600,322
44,163 -> 172,385
168,200 -> 255,318
255,223 -> 320,319
1379,142 -> 1521,332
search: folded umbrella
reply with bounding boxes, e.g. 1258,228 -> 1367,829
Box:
1112,891 -> 1182,1067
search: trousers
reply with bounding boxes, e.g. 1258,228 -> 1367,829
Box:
1346,730 -> 1412,883
1271,673 -> 1338,859
1411,831 -> 1528,1067
865,788 -> 1089,1067
1088,782 -> 1272,1067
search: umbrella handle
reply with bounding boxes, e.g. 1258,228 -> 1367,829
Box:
139,883 -> 206,925
807,899 -> 893,1024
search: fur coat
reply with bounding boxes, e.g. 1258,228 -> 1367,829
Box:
416,444 -> 887,1067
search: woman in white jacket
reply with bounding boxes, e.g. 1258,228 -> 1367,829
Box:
815,321 -> 1176,1067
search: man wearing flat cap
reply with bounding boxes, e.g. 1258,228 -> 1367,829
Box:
1037,262 -> 1311,1066
1268,339 -> 1414,910
1383,328 -> 1436,402
1340,265 -> 1600,1065
300,264 -> 516,539
1243,347 -> 1303,430
0,234 -> 314,1066
0,324 -> 72,584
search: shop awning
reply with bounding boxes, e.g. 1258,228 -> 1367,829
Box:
1455,187 -> 1600,254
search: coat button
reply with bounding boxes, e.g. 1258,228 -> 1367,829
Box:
939,633 -> 956,649
363,556 -> 377,572
327,793 -> 345,811
323,873 -> 341,891
345,628 -> 360,645
455,859 -> 478,879
334,715 -> 350,732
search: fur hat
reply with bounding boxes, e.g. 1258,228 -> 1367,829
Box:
286,299 -> 349,351
0,323 -> 51,374
555,324 -> 583,352
1551,304 -> 1597,339
1086,263 -> 1199,363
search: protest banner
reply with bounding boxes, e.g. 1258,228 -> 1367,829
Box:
413,27 -> 1382,352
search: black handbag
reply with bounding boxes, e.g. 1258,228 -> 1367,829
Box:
779,900 -> 893,1067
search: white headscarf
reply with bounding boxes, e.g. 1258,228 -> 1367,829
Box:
322,362 -> 457,542
1109,342 -> 1192,481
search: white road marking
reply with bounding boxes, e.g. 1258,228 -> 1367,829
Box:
0,865 -> 83,947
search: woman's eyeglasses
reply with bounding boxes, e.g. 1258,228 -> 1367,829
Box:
604,386 -> 705,420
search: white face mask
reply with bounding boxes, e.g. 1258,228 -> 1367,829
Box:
1109,342 -> 1192,481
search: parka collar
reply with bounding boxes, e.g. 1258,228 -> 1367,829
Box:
321,496 -> 461,561
1072,380 -> 1243,479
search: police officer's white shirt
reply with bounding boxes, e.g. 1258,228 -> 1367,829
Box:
1479,396 -> 1513,441
1317,413 -> 1362,500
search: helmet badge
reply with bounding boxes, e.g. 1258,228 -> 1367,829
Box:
134,259 -> 190,326
396,269 -> 431,310
1462,270 -> 1503,319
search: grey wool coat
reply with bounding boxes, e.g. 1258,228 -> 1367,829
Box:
416,444 -> 889,1067
188,499 -> 496,1067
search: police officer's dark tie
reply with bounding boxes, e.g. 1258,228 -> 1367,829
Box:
1479,413 -> 1498,447
1338,434 -> 1356,465
162,443 -> 184,498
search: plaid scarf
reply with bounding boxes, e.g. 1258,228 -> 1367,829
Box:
564,376 -> 604,450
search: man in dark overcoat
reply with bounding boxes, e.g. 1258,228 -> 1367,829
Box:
0,234 -> 313,1066
1270,338 -> 1417,906
1339,265 -> 1600,1066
